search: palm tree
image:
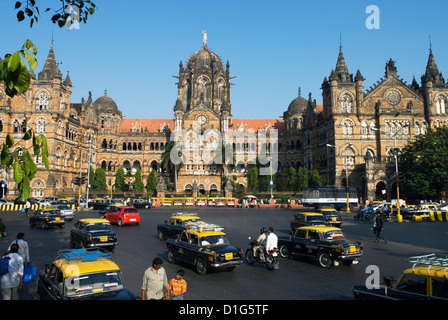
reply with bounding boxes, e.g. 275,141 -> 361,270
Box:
161,141 -> 184,192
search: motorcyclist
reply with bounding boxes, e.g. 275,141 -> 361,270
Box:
265,227 -> 278,254
253,227 -> 267,261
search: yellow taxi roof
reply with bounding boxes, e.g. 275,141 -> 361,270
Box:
80,218 -> 111,224
318,208 -> 337,212
301,212 -> 324,216
172,215 -> 201,221
189,229 -> 226,237
298,225 -> 341,232
402,265 -> 448,279
55,258 -> 120,277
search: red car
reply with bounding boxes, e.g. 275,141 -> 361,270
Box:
100,206 -> 141,226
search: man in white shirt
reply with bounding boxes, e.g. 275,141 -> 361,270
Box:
9,233 -> 30,265
265,227 -> 278,252
1,243 -> 24,300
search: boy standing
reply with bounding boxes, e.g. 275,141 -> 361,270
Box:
168,269 -> 187,300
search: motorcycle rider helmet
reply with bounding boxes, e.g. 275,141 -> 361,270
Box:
260,227 -> 267,234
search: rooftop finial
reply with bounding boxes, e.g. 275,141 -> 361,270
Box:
339,33 -> 342,51
298,87 -> 301,96
429,35 -> 432,52
202,29 -> 207,46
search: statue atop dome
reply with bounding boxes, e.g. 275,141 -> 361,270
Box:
202,29 -> 207,46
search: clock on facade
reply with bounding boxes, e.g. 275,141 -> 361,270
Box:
196,114 -> 207,125
385,90 -> 401,106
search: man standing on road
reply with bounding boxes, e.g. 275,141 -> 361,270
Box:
8,233 -> 30,265
1,243 -> 24,300
141,257 -> 169,300
374,212 -> 387,243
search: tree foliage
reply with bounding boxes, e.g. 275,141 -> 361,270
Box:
13,0 -> 96,28
146,170 -> 157,196
1,129 -> 49,201
114,167 -> 125,192
133,169 -> 144,192
401,127 -> 448,200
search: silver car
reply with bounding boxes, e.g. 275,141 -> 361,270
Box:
55,204 -> 75,221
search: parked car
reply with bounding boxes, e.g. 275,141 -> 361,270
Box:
278,225 -> 363,268
37,248 -> 138,300
70,218 -> 118,252
157,212 -> 223,240
0,199 -> 14,206
91,199 -> 122,210
100,206 -> 140,226
54,204 -> 75,221
353,253 -> 448,300
29,207 -> 66,229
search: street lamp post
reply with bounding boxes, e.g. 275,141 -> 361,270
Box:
372,124 -> 409,223
326,143 -> 352,212
86,139 -> 92,207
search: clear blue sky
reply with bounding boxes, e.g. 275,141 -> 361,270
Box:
1,0 -> 447,119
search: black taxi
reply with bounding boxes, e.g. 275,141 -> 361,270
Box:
290,212 -> 327,231
37,248 -> 137,300
166,226 -> 243,275
353,253 -> 448,300
29,207 -> 66,229
70,219 -> 118,252
278,225 -> 363,268
157,212 -> 223,240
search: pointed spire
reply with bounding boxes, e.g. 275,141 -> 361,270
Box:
331,45 -> 352,83
38,45 -> 62,81
423,47 -> 444,84
63,71 -> 72,87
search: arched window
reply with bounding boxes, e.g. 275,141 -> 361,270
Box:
339,92 -> 354,113
35,90 -> 50,111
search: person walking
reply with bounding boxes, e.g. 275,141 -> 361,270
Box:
1,243 -> 24,300
167,269 -> 187,300
9,233 -> 30,265
141,257 -> 169,300
374,212 -> 387,243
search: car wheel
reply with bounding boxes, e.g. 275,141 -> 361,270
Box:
118,219 -> 124,226
195,257 -> 208,275
157,230 -> 165,240
167,247 -> 175,263
279,244 -> 290,259
318,250 -> 333,268
245,249 -> 255,265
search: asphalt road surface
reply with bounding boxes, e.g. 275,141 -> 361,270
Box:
1,207 -> 447,302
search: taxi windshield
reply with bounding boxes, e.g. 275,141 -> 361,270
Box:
64,271 -> 124,297
86,223 -> 112,232
323,230 -> 345,240
200,235 -> 230,247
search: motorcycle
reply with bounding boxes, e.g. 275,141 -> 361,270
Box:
245,237 -> 279,270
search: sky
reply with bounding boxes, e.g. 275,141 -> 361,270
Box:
1,0 -> 447,120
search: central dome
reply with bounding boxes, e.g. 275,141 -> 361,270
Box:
185,44 -> 225,72
287,90 -> 308,116
93,90 -> 120,114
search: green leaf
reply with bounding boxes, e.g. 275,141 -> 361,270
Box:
7,52 -> 21,71
6,134 -> 14,147
23,149 -> 37,179
13,153 -> 23,184
19,176 -> 30,202
1,145 -> 13,166
22,51 -> 37,69
40,135 -> 49,170
13,61 -> 31,93
23,129 -> 32,141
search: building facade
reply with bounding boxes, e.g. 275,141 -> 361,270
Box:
0,36 -> 447,202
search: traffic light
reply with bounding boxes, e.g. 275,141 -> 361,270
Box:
341,177 -> 347,187
81,177 -> 87,185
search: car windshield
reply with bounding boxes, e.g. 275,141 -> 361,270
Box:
307,215 -> 325,221
322,230 -> 345,240
64,270 -> 124,297
200,235 -> 230,247
86,223 -> 112,232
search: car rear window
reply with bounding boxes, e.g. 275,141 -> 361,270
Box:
64,271 -> 124,297
124,208 -> 138,213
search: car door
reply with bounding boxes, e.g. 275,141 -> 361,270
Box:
71,221 -> 85,247
291,229 -> 307,256
39,264 -> 64,300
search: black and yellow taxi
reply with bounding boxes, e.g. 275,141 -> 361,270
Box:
290,212 -> 327,231
317,208 -> 343,227
29,206 -> 66,229
37,248 -> 137,300
353,253 -> 448,300
166,226 -> 243,275
157,212 -> 223,240
278,225 -> 363,268
70,218 -> 118,252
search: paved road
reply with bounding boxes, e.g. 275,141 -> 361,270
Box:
0,207 -> 447,301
